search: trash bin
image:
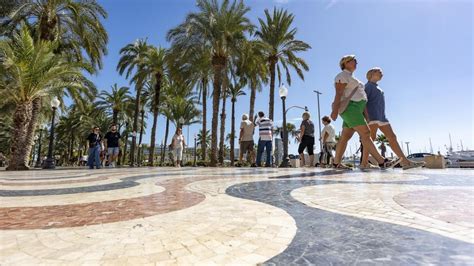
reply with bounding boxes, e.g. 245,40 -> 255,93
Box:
425,155 -> 445,169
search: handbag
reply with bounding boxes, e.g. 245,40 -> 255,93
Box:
332,85 -> 359,114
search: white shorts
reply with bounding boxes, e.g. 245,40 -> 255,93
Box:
174,147 -> 183,161
368,120 -> 390,127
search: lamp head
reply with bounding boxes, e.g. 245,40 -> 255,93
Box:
279,84 -> 288,99
51,96 -> 60,109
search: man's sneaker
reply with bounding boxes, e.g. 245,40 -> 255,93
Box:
402,160 -> 425,170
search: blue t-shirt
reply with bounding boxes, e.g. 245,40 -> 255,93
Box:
364,82 -> 389,123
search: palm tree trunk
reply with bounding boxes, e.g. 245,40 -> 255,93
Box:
161,117 -> 170,164
122,135 -> 128,165
6,101 -> 33,170
201,78 -> 207,161
230,99 -> 236,166
268,57 -> 277,121
112,110 -> 118,125
249,82 -> 257,121
210,59 -> 224,167
130,85 -> 141,166
138,110 -> 145,166
219,90 -> 227,164
148,74 -> 162,166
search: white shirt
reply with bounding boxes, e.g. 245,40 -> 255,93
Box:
172,134 -> 184,149
321,124 -> 336,143
334,69 -> 367,102
240,120 -> 255,141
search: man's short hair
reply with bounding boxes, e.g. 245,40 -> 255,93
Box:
258,111 -> 264,117
322,116 -> 331,123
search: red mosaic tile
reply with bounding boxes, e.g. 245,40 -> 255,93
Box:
393,189 -> 474,224
0,177 -> 210,230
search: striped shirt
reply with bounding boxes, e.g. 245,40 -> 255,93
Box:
256,117 -> 273,141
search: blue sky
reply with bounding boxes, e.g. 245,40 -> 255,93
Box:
89,0 -> 473,156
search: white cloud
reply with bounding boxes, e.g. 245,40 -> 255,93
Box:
273,0 -> 291,4
325,0 -> 338,9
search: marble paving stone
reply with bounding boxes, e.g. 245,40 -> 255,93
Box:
0,167 -> 473,265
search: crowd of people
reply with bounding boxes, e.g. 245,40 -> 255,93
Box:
235,54 -> 423,170
13,54 -> 421,171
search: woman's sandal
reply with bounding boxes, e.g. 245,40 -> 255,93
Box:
332,163 -> 353,170
402,160 -> 425,170
379,158 -> 400,169
359,164 -> 379,170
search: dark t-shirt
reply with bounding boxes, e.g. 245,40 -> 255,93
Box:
87,133 -> 102,148
104,131 -> 121,147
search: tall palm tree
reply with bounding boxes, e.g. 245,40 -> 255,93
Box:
218,75 -> 230,164
3,0 -> 107,170
96,84 -> 131,124
167,0 -> 254,166
169,46 -> 212,161
235,40 -> 268,120
228,81 -> 246,166
117,39 -> 149,166
0,26 -> 94,170
140,45 -> 167,166
256,7 -> 311,120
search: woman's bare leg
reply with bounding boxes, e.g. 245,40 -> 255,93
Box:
379,124 -> 410,165
353,124 -> 385,164
334,128 -> 355,164
361,124 -> 379,166
300,153 -> 305,166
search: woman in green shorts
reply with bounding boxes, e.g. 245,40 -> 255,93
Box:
330,55 -> 395,169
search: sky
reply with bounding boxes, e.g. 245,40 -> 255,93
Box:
87,0 -> 473,156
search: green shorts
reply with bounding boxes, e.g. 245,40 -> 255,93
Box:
341,100 -> 367,128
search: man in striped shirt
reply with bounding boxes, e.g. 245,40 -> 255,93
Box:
255,111 -> 273,167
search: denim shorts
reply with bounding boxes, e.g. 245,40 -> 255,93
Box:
107,147 -> 120,155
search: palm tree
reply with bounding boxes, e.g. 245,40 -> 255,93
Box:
169,46 -> 212,162
256,7 -> 311,120
137,85 -> 150,166
0,26 -> 94,170
197,129 -> 211,151
218,75 -> 230,165
140,45 -> 167,166
235,40 -> 268,120
167,0 -> 254,166
3,0 -> 107,170
275,123 -> 299,143
117,39 -> 149,166
228,81 -> 246,166
4,0 -> 108,71
96,84 -> 131,124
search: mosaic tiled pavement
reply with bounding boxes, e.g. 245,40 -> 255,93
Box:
0,167 -> 473,265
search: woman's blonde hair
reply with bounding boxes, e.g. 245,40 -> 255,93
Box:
339,55 -> 356,70
366,67 -> 383,80
302,111 -> 311,120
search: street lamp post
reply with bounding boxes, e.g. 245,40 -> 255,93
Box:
313,90 -> 323,152
194,134 -> 197,167
43,97 -> 60,169
34,128 -> 44,168
279,84 -> 289,168
405,142 -> 411,155
179,117 -> 185,164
